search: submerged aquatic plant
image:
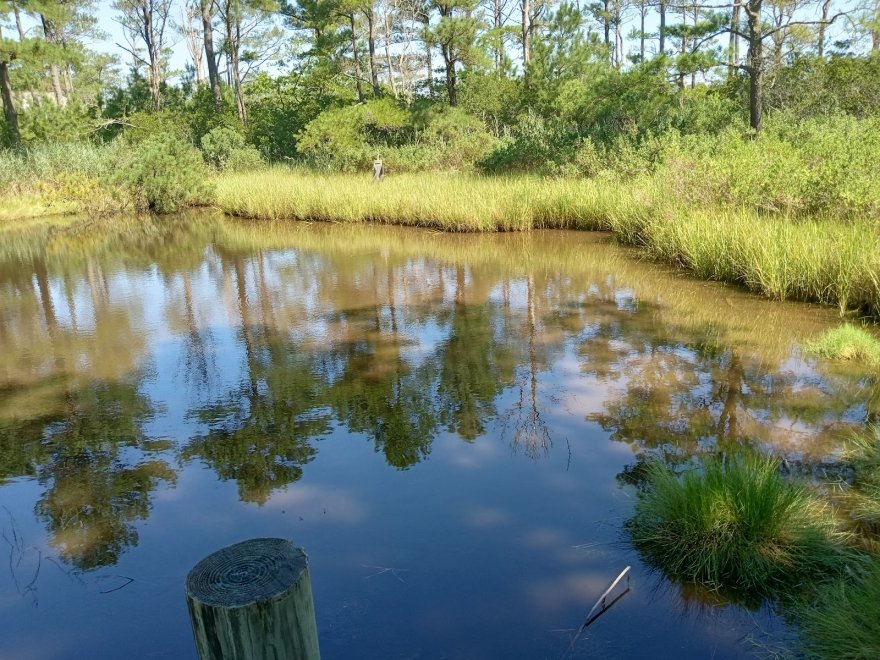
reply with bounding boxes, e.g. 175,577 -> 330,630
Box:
805,324 -> 880,366
628,454 -> 852,596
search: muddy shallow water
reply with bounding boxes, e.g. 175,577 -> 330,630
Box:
0,213 -> 876,659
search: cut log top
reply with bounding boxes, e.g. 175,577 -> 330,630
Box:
185,538 -> 309,608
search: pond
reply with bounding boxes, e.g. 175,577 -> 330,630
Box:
0,213 -> 876,659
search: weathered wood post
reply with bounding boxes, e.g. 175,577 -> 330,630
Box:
185,538 -> 320,660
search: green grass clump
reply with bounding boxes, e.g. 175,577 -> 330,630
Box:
805,324 -> 880,366
629,454 -> 850,596
838,428 -> 880,532
798,560 -> 880,660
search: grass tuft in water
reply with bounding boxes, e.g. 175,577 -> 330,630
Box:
798,559 -> 880,660
838,427 -> 880,533
628,454 -> 852,596
805,324 -> 880,366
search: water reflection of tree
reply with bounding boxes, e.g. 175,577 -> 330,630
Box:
0,381 -> 172,571
183,254 -> 329,504
436,267 -> 515,441
0,247 -> 173,570
576,296 -> 872,479
506,274 -> 556,459
5,218 -> 879,572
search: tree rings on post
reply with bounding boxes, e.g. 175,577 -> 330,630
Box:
185,538 -> 320,660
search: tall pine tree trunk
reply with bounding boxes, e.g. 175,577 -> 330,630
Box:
12,0 -> 26,41
201,0 -> 223,111
382,9 -> 397,96
729,0 -> 741,73
659,0 -> 666,55
349,15 -> 365,103
603,0 -> 610,61
365,9 -> 380,95
0,58 -> 20,146
745,0 -> 764,133
639,2 -> 645,62
225,5 -> 247,123
442,45 -> 457,105
818,0 -> 831,57
494,0 -> 503,70
40,15 -> 67,106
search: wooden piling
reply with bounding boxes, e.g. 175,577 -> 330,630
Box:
185,538 -> 320,660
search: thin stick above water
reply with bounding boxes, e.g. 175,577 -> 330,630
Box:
584,565 -> 630,625
561,565 -> 631,659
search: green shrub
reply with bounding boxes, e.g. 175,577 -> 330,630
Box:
18,102 -> 94,144
120,110 -> 191,146
415,106 -> 494,169
628,454 -> 852,596
226,146 -> 265,171
37,170 -> 115,215
114,133 -> 213,213
296,100 -> 493,172
659,114 -> 880,218
297,99 -> 413,169
201,126 -> 248,170
479,113 -> 576,173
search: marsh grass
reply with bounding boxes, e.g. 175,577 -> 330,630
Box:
805,325 -> 880,366
628,454 -> 853,597
216,168 -> 628,231
799,430 -> 880,657
0,195 -> 65,222
216,170 -> 880,317
837,428 -> 880,532
0,143 -> 121,195
798,560 -> 880,660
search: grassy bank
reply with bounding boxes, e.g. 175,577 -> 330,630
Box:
216,170 -> 880,317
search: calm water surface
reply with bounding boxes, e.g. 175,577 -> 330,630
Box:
0,213 -> 877,659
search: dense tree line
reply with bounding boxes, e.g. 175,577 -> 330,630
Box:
1,0 -> 879,163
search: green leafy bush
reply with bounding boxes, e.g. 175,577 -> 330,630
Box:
296,100 -> 493,172
479,113 -> 576,173
201,126 -> 247,170
226,146 -> 265,172
114,133 -> 213,213
660,114 -> 880,218
18,102 -> 94,144
297,99 -> 412,169
414,106 -> 494,169
119,110 -> 191,146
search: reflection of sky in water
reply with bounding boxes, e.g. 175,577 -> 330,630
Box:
0,217 -> 872,659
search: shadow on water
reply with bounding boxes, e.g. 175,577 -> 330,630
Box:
0,212 -> 877,656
